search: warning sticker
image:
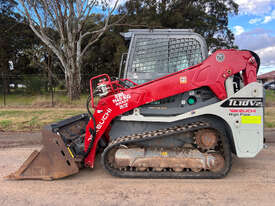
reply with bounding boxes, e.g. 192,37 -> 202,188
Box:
112,92 -> 131,109
241,116 -> 261,124
161,152 -> 168,156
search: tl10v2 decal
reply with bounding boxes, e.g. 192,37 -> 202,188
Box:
221,98 -> 263,108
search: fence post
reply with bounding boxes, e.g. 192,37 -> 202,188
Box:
2,72 -> 6,106
51,76 -> 54,107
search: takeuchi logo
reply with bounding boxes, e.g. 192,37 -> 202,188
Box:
96,108 -> 112,130
229,109 -> 256,113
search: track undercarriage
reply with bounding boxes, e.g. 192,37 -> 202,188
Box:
102,121 -> 232,178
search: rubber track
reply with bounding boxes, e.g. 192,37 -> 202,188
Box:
101,121 -> 232,179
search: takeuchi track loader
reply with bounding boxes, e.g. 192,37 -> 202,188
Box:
6,30 -> 264,180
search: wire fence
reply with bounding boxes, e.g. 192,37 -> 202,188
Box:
0,74 -> 92,107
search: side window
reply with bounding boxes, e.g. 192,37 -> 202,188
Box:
132,38 -> 169,73
168,38 -> 203,73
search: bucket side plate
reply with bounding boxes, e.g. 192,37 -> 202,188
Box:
6,128 -> 79,180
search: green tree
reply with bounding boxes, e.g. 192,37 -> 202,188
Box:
0,0 -> 37,94
118,0 -> 238,51
0,0 -> 19,79
83,30 -> 127,77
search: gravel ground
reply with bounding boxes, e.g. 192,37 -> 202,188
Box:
0,131 -> 275,206
264,128 -> 275,143
0,132 -> 41,148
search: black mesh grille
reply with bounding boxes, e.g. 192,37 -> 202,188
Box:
132,38 -> 203,73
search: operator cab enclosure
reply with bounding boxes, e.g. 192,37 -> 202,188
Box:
120,29 -> 208,84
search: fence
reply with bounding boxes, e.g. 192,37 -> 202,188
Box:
0,74 -> 92,107
1,73 -> 275,107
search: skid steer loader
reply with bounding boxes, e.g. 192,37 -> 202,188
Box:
6,29 -> 264,180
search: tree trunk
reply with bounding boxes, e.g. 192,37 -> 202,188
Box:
67,65 -> 81,101
46,49 -> 52,92
1,60 -> 9,94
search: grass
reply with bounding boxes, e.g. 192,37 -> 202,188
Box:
265,107 -> 275,128
266,90 -> 275,106
0,106 -> 274,131
264,90 -> 275,127
0,92 -> 88,108
0,120 -> 12,128
0,108 -> 86,131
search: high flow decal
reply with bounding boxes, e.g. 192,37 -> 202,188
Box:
221,98 -> 263,108
112,92 -> 131,109
228,109 -> 256,117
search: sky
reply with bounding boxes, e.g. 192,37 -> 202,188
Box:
112,0 -> 275,75
229,0 -> 275,74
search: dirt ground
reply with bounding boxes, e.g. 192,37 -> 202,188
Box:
0,131 -> 275,206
